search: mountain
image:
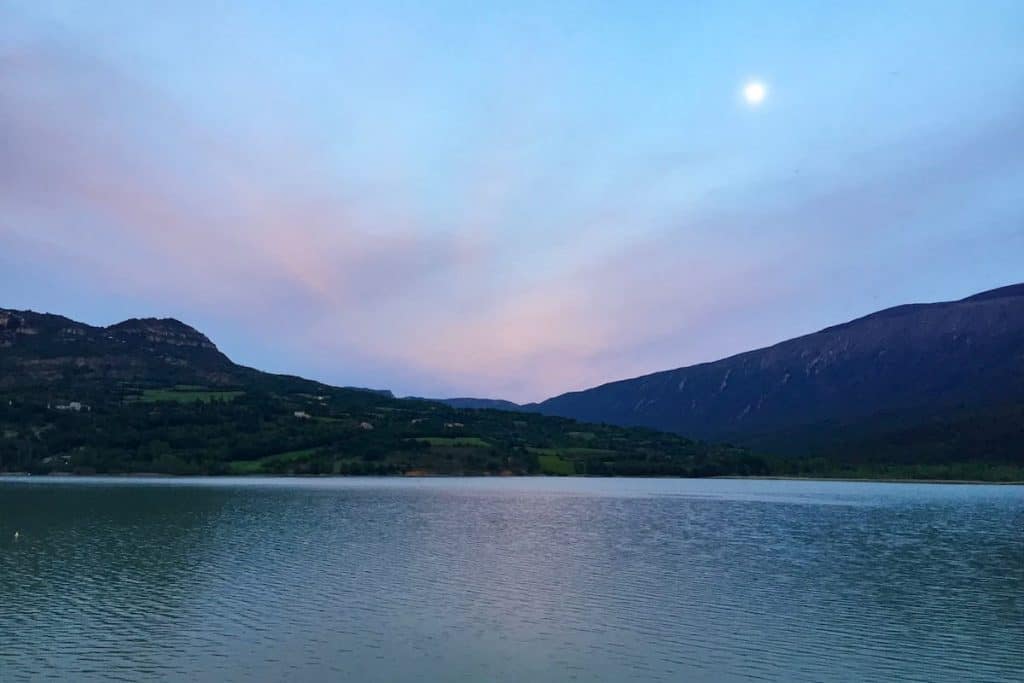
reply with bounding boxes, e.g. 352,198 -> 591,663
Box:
532,284 -> 1024,467
2,310 -> 233,389
4,292 -> 1021,481
0,308 -> 341,397
0,308 -> 751,478
435,398 -> 532,412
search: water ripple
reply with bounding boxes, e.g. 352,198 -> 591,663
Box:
0,477 -> 1021,681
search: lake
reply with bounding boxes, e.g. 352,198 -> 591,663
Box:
0,477 -> 1020,681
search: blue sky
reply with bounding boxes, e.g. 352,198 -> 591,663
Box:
2,1 -> 1022,400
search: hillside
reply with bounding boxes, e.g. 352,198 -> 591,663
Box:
0,309 -> 335,396
5,293 -> 1022,482
0,308 -> 751,477
435,398 -> 530,412
529,284 -> 1024,471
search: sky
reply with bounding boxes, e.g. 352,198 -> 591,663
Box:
2,1 -> 1023,402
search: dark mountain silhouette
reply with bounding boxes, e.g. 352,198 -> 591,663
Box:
435,397 -> 530,412
0,308 -> 338,396
528,284 -> 1024,460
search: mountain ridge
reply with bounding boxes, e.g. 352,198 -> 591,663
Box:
3,284 -> 1022,479
438,284 -> 1024,466
529,283 -> 1024,457
1,307 -> 240,391
0,306 -> 753,478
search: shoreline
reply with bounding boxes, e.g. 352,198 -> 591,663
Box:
712,475 -> 1024,485
2,472 -> 1021,485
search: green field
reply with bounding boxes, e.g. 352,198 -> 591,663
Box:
139,387 -> 244,403
537,454 -> 575,476
227,448 -> 319,474
416,436 -> 491,448
566,431 -> 597,440
226,459 -> 266,474
561,447 -> 618,457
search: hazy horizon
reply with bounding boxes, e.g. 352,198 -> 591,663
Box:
4,279 -> 1021,402
3,2 -> 1022,402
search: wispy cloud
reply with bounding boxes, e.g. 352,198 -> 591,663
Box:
0,38 -> 478,317
2,11 -> 1022,402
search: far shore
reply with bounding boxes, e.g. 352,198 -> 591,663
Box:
1,472 -> 1021,485
713,475 -> 1024,485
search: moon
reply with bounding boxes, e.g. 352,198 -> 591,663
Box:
743,81 -> 767,106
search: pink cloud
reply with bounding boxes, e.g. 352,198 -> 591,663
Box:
2,32 -> 1021,403
0,41 -> 477,317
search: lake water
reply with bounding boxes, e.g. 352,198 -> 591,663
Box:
0,477 -> 1020,682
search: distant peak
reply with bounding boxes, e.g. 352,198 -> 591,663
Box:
818,282 -> 1024,335
106,317 -> 217,349
960,283 -> 1024,303
109,317 -> 199,333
